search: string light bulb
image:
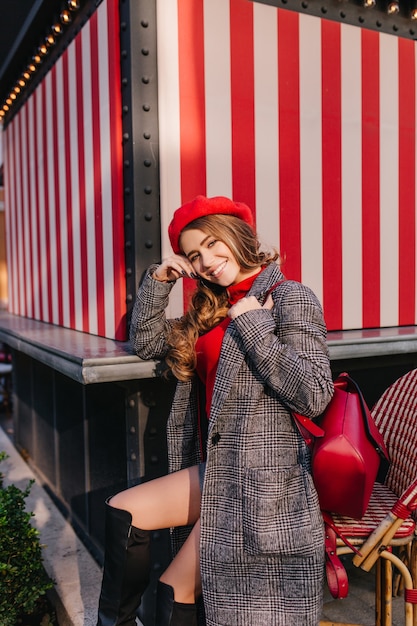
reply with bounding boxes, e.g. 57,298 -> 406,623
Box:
45,33 -> 55,47
60,10 -> 72,24
363,0 -> 376,7
387,0 -> 400,13
52,22 -> 64,36
68,0 -> 80,10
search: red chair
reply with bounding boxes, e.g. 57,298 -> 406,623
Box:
320,369 -> 417,626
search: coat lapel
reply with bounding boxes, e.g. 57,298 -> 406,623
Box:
208,263 -> 284,429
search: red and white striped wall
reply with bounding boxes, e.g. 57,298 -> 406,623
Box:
157,0 -> 417,332
3,0 -> 126,340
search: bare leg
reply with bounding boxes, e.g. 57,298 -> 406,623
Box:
110,466 -> 202,604
160,518 -> 201,603
110,465 -> 201,530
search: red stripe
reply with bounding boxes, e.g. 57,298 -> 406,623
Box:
106,0 -> 126,340
41,81 -> 54,322
2,128 -> 10,308
361,30 -> 380,328
75,34 -> 90,333
321,20 -> 342,331
230,0 -> 256,216
6,124 -> 17,312
24,103 -> 35,318
278,9 -> 301,281
61,52 -> 76,329
51,66 -> 64,326
17,116 -> 24,314
398,38 -> 416,325
178,0 -> 206,203
12,117 -> 20,313
178,0 -> 206,309
90,13 -> 105,337
32,90 -> 43,320
16,113 -> 27,316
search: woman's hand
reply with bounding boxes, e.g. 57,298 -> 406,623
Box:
228,294 -> 274,320
152,255 -> 197,283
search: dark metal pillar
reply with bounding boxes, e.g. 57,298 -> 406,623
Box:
119,0 -> 161,319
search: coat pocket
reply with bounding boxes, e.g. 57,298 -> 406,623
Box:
242,465 -> 316,557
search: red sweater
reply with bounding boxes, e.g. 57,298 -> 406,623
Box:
195,270 -> 261,419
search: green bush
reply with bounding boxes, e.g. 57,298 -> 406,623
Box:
0,451 -> 55,626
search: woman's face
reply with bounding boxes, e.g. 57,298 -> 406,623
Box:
180,227 -> 253,287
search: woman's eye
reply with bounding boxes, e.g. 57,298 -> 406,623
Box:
207,239 -> 217,248
189,254 -> 199,263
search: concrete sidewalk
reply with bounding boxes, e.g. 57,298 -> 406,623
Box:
0,423 -> 407,625
0,425 -> 103,626
321,556 -> 405,625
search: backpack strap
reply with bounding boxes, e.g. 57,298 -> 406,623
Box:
324,521 -> 349,599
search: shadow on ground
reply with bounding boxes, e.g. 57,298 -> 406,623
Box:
321,554 -> 405,625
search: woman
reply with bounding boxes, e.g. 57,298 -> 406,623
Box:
96,195 -> 334,626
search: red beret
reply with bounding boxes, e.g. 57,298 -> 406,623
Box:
168,195 -> 254,254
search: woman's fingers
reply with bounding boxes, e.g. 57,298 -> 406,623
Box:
154,255 -> 197,282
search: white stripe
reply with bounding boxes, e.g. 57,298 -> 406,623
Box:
379,33 -> 399,327
5,124 -> 17,312
341,24 -> 362,329
98,1 -> 115,338
56,56 -> 71,328
156,0 -> 183,318
253,2 -> 280,252
14,115 -> 25,315
204,0 -> 232,197
299,13 -> 323,301
82,22 -> 98,334
27,97 -> 41,319
67,42 -> 83,331
20,105 -> 33,317
36,86 -> 49,321
3,129 -> 12,309
45,72 -> 59,323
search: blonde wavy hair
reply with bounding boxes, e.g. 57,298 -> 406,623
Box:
165,214 -> 280,381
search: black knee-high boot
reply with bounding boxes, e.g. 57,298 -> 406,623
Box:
155,581 -> 198,626
97,500 -> 151,626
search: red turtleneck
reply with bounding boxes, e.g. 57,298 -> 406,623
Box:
195,270 -> 262,419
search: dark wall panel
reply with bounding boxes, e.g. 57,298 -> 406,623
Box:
32,361 -> 55,486
55,373 -> 86,525
87,382 -> 128,547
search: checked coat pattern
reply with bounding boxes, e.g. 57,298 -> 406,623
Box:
130,262 -> 334,626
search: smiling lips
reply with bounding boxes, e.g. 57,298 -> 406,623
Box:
209,260 -> 227,278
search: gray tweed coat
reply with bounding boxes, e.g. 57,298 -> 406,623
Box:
130,262 -> 334,626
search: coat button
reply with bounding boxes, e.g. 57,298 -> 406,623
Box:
211,432 -> 221,445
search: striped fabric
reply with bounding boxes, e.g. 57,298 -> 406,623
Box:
157,0 -> 417,331
332,481 -> 416,539
3,0 -> 126,340
372,368 -> 417,498
4,0 -> 417,339
332,370 -> 417,539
